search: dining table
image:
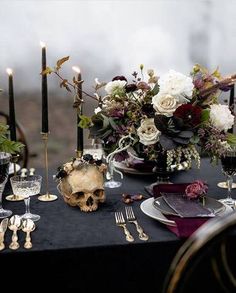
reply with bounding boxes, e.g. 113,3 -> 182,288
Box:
1,157 -> 236,292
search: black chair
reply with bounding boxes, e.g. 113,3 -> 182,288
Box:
162,211 -> 236,293
0,111 -> 29,168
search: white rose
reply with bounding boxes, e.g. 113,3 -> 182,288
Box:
152,93 -> 180,117
104,80 -> 127,95
209,104 -> 234,132
137,118 -> 161,146
158,69 -> 194,102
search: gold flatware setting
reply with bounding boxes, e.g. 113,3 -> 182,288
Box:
125,206 -> 149,241
22,219 -> 35,249
8,215 -> 22,250
115,211 -> 134,242
0,218 -> 9,251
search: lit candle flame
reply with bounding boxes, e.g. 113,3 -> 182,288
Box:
6,68 -> 13,75
72,66 -> 81,74
40,41 -> 46,48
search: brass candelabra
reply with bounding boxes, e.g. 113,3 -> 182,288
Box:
38,133 -> 57,202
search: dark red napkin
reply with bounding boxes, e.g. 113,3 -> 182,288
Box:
152,183 -> 211,238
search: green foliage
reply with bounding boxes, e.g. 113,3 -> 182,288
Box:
227,133 -> 236,146
0,123 -> 24,154
78,115 -> 92,129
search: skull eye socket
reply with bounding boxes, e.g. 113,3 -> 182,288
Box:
94,189 -> 104,197
75,191 -> 84,198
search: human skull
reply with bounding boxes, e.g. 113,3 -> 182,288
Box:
57,158 -> 106,212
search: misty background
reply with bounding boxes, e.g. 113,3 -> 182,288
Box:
0,0 -> 236,169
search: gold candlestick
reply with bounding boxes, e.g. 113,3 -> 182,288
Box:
76,150 -> 83,159
6,154 -> 24,201
38,133 -> 57,202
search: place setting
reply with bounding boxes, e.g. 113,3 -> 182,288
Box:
0,215 -> 36,251
140,180 -> 234,238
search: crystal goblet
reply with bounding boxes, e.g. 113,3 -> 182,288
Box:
10,175 -> 42,221
0,152 -> 13,218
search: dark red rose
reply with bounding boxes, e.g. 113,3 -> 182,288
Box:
173,104 -> 202,127
185,180 -> 208,200
125,83 -> 137,93
112,75 -> 127,82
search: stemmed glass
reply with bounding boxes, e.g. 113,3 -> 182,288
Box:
105,159 -> 123,188
10,175 -> 42,221
219,149 -> 236,207
0,152 -> 13,218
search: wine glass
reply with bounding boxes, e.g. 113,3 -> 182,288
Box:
104,159 -> 123,188
219,149 -> 236,207
0,152 -> 13,218
10,175 -> 42,221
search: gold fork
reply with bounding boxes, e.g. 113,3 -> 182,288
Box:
115,211 -> 134,242
125,206 -> 149,241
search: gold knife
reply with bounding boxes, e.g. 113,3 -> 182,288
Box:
0,218 -> 9,251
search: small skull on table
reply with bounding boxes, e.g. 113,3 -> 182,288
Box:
56,154 -> 107,212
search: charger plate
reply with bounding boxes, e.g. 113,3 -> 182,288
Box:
153,195 -> 225,218
140,197 -> 231,227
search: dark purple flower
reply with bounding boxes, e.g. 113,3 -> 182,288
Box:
125,83 -> 137,93
173,104 -> 202,127
112,75 -> 127,82
141,104 -> 155,117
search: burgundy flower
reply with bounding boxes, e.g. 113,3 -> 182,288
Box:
125,83 -> 137,93
185,180 -> 208,200
112,75 -> 127,82
173,104 -> 202,127
137,81 -> 150,91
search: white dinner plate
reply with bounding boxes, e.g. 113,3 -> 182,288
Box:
140,197 -> 233,227
9,163 -> 21,175
140,197 -> 177,227
113,161 -> 154,175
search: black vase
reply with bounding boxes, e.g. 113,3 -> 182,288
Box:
145,151 -> 174,196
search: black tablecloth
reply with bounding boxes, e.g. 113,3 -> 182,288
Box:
1,158 -> 235,291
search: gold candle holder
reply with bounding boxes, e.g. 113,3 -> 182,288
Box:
38,133 -> 57,202
6,154 -> 24,201
75,150 -> 83,159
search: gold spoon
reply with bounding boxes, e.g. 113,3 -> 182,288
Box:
22,219 -> 35,249
8,215 -> 22,250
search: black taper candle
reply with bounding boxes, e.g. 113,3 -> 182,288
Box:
41,44 -> 49,133
229,84 -> 235,133
77,72 -> 84,153
7,69 -> 17,141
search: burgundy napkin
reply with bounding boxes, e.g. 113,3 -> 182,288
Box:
152,183 -> 211,238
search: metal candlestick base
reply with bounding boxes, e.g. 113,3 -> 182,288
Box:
217,181 -> 236,189
6,194 -> 25,201
38,193 -> 57,202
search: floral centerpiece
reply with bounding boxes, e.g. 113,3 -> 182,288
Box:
42,59 -> 236,173
83,64 -> 236,171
